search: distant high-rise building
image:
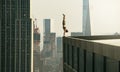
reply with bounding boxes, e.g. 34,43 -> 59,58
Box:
42,19 -> 57,58
42,33 -> 56,58
71,32 -> 83,36
57,37 -> 63,72
33,20 -> 40,72
41,19 -> 58,72
83,0 -> 91,36
57,37 -> 62,52
43,19 -> 51,34
0,0 -> 32,72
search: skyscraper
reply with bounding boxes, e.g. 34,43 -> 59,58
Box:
0,0 -> 32,72
33,20 -> 41,72
41,19 -> 57,72
83,0 -> 91,36
56,37 -> 63,72
43,33 -> 56,58
43,19 -> 51,34
57,37 -> 62,54
42,19 -> 57,58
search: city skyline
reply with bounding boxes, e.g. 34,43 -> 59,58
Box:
31,0 -> 120,36
1,0 -> 120,72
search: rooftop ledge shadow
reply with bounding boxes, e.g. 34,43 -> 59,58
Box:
67,35 -> 120,40
63,35 -> 120,61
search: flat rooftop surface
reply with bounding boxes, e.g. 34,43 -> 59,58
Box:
92,39 -> 120,46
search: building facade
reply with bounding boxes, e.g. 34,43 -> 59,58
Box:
57,37 -> 63,72
43,33 -> 56,58
0,0 -> 32,72
33,24 -> 40,72
63,35 -> 120,72
57,37 -> 62,55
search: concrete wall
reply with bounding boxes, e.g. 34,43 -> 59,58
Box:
63,35 -> 120,72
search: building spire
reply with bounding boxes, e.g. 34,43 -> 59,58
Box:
82,0 -> 91,36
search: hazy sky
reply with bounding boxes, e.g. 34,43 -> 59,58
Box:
31,0 -> 120,36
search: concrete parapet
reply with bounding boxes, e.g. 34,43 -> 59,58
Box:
63,35 -> 120,72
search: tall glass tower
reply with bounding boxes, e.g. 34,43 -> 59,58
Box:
43,19 -> 51,34
0,0 -> 32,72
83,0 -> 91,36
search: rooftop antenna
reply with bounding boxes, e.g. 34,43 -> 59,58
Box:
35,18 -> 37,28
